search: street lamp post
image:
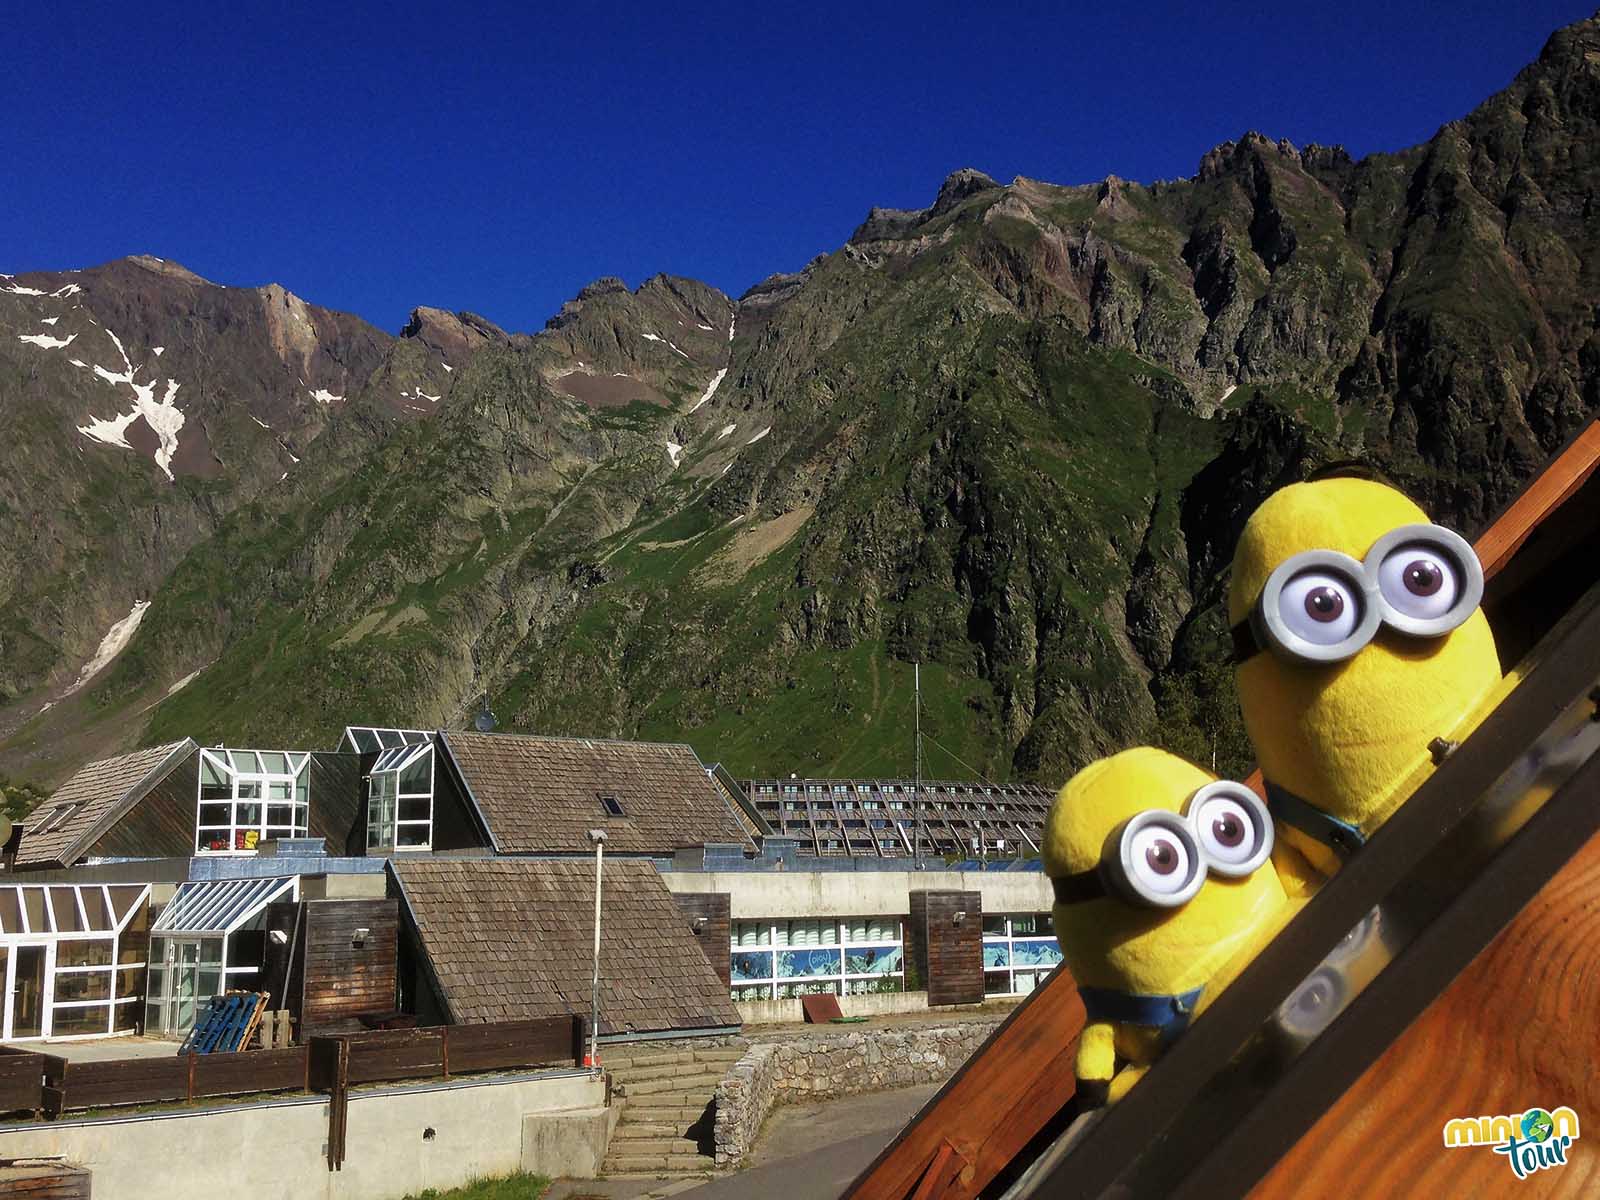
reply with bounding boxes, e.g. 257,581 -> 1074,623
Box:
586,828 -> 607,1069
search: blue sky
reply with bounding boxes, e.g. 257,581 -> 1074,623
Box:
3,2 -> 1592,334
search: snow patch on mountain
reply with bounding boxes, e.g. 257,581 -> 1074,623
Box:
75,327 -> 186,480
717,424 -> 736,440
310,389 -> 342,404
18,331 -> 76,349
688,367 -> 728,414
665,441 -> 683,467
747,426 -> 771,445
63,600 -> 151,696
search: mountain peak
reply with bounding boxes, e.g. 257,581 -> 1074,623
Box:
400,307 -> 509,357
124,255 -> 209,285
931,167 -> 1001,215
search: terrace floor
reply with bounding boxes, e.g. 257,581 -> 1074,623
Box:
2,1036 -> 177,1062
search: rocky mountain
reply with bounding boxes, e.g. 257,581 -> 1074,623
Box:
5,13 -> 1600,788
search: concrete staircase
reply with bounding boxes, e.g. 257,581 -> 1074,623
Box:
601,1044 -> 746,1178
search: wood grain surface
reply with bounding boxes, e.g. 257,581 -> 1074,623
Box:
1249,825 -> 1600,1199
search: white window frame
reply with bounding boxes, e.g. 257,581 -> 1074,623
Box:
195,749 -> 311,855
729,917 -> 905,1001
981,913 -> 1063,997
365,742 -> 435,853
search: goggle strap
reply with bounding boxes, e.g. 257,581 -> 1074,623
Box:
1264,779 -> 1366,858
1230,618 -> 1261,665
1052,869 -> 1108,907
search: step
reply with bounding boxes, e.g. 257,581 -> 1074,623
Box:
620,1107 -> 713,1131
617,1071 -> 726,1097
603,1046 -> 745,1072
604,1154 -> 717,1176
606,1136 -> 710,1157
609,1057 -> 740,1085
604,1168 -> 721,1181
611,1120 -> 705,1140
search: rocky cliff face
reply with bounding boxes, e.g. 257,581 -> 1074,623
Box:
6,13 -> 1600,786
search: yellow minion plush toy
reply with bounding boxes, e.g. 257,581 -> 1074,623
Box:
1229,472 -> 1502,884
1044,747 -> 1291,1105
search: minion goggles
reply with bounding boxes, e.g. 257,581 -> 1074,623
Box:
1052,782 -> 1274,910
1231,523 -> 1484,665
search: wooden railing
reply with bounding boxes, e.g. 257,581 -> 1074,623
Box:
0,1015 -> 586,1124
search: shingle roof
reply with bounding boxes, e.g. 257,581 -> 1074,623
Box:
440,731 -> 753,855
14,740 -> 195,868
392,858 -> 739,1035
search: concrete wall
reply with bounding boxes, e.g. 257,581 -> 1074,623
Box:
658,869 -> 1051,920
0,1070 -> 604,1200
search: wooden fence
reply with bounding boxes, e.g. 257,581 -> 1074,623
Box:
0,1015 -> 585,1127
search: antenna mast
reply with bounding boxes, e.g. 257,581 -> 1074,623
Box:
914,662 -> 923,868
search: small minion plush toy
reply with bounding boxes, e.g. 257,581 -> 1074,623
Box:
1044,747 -> 1291,1106
1229,471 -> 1501,885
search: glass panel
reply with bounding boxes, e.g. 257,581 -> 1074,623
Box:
982,915 -> 1008,936
12,946 -> 46,1036
200,753 -> 229,787
844,946 -> 903,975
258,751 -> 287,775
983,942 -> 1011,968
22,890 -> 49,933
295,776 -> 309,805
115,966 -> 144,999
1012,940 -> 1063,968
777,948 -> 841,978
268,781 -> 292,802
144,999 -> 163,1033
55,969 -> 113,1004
396,824 -> 430,848
199,938 -> 225,969
378,729 -> 403,748
113,1000 -> 139,1032
51,1005 -> 112,1037
732,921 -> 771,947
267,805 -> 296,829
398,797 -> 430,822
399,748 -> 432,792
57,940 -> 113,968
199,803 -> 231,827
0,890 -> 19,935
730,951 -> 775,983
732,983 -> 772,1001
985,971 -> 1015,996
146,963 -> 168,1001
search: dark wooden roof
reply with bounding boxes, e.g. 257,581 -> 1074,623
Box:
392,858 -> 740,1035
439,731 -> 753,855
14,740 -> 195,868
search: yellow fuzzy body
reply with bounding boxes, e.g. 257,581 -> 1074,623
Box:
1230,479 -> 1503,875
1043,747 -> 1292,1095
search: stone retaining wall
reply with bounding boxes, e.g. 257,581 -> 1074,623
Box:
712,1020 -> 1002,1169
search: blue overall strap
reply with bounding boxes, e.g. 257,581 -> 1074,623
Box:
1077,985 -> 1206,1045
1265,779 -> 1367,859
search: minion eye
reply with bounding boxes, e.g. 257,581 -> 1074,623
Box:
1188,783 -> 1272,876
1377,543 -> 1459,622
1277,570 -> 1361,645
1120,815 -> 1203,906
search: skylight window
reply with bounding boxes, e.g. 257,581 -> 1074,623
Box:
366,741 -> 434,853
599,794 -> 626,818
195,749 -> 311,854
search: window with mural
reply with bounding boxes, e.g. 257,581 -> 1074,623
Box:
730,917 -> 904,1001
982,913 -> 1063,996
195,749 -> 311,854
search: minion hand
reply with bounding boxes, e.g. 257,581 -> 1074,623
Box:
1075,1020 -> 1116,1109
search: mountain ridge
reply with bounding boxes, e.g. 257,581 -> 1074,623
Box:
5,11 -> 1600,787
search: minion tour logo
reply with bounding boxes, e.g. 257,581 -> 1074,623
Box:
1442,1106 -> 1580,1180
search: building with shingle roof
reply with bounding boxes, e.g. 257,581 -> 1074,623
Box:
439,730 -> 754,856
391,857 -> 740,1035
14,740 -> 196,869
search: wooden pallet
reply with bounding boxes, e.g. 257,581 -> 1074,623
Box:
178,992 -> 268,1055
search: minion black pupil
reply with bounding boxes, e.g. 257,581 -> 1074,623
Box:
1146,841 -> 1178,874
1405,560 -> 1442,596
1305,587 -> 1344,622
1213,814 -> 1244,846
